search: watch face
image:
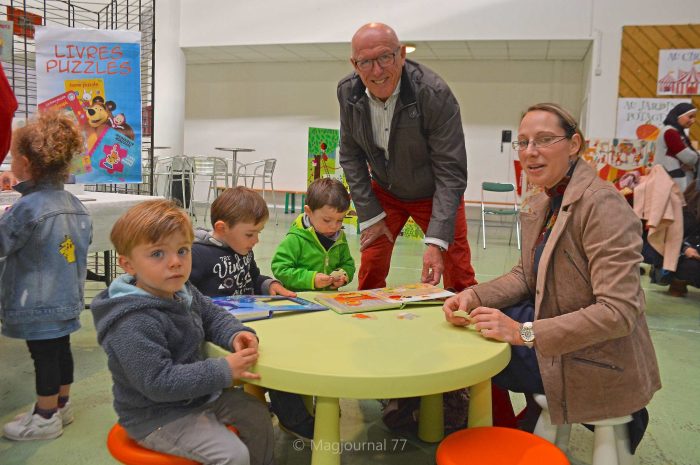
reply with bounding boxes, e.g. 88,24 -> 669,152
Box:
520,324 -> 535,342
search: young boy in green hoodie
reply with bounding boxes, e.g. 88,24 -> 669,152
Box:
272,177 -> 355,291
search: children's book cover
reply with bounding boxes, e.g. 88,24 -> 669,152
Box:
316,283 -> 455,314
212,295 -> 328,322
64,78 -> 106,110
90,127 -> 138,180
38,91 -> 92,176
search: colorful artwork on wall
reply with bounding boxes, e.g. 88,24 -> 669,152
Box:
582,138 -> 656,187
307,127 -> 358,233
6,6 -> 42,39
616,97 -> 691,139
0,20 -> 12,62
657,49 -> 700,96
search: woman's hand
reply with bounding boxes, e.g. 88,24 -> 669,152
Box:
443,288 -> 480,326
469,306 -> 523,345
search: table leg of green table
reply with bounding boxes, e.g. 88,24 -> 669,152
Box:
418,393 -> 444,443
468,379 -> 492,427
311,396 -> 341,465
303,395 -> 315,416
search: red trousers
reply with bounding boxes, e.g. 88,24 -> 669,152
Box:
358,182 -> 477,291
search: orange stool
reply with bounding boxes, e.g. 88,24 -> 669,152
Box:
436,426 -> 570,465
107,423 -> 239,465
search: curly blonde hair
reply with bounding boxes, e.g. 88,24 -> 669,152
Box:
11,111 -> 84,183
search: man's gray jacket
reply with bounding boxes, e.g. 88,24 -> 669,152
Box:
337,59 -> 468,243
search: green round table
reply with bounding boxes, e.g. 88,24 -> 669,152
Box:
206,296 -> 510,465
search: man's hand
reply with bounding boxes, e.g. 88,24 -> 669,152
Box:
269,282 -> 297,297
421,244 -> 444,285
360,219 -> 393,251
232,331 -> 259,352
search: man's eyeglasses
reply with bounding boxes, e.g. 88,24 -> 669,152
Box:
512,135 -> 568,151
353,48 -> 400,71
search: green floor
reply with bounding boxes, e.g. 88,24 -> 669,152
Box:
1,210 -> 698,465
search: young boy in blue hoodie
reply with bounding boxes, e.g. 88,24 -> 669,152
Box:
90,199 -> 274,465
190,186 -> 315,442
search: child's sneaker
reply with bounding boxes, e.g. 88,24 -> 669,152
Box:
59,401 -> 74,426
3,411 -> 63,441
14,402 -> 73,426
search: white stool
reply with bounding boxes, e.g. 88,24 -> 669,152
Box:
533,394 -> 634,465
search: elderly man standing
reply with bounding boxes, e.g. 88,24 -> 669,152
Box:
337,22 -> 476,291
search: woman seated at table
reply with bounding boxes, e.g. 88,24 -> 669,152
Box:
443,103 -> 661,451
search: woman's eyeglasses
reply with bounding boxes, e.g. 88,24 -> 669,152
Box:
512,135 -> 568,151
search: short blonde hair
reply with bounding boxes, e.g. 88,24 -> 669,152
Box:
11,111 -> 84,183
111,200 -> 194,256
210,186 -> 269,227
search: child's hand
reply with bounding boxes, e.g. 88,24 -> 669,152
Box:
269,282 -> 297,297
314,273 -> 334,289
328,275 -> 348,289
225,348 -> 260,381
232,331 -> 259,352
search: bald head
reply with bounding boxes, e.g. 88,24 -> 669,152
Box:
351,23 -> 400,57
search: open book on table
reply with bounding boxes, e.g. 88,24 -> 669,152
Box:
211,295 -> 328,322
315,283 -> 455,314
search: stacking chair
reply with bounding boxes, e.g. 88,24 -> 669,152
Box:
191,156 -> 229,224
533,394 -> 634,465
476,181 -> 521,249
107,423 -> 239,465
236,158 -> 278,224
152,155 -> 195,216
436,426 -> 570,465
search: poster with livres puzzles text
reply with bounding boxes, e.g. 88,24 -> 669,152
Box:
35,26 -> 141,183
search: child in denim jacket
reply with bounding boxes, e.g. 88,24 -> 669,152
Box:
1,112 -> 93,441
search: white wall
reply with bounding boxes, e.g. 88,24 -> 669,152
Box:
185,59 -> 583,200
153,0 -> 186,154
179,0 -> 592,46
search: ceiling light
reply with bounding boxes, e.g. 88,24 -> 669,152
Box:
405,43 -> 416,54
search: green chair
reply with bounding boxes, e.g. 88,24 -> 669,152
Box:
476,182 -> 520,249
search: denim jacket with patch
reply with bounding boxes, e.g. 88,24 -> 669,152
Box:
0,180 -> 92,339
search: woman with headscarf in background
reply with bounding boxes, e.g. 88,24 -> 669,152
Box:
655,102 -> 698,191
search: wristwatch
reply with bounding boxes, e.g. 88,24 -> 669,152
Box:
519,322 -> 535,348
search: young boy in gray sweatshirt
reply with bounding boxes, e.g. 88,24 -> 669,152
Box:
90,199 -> 274,465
